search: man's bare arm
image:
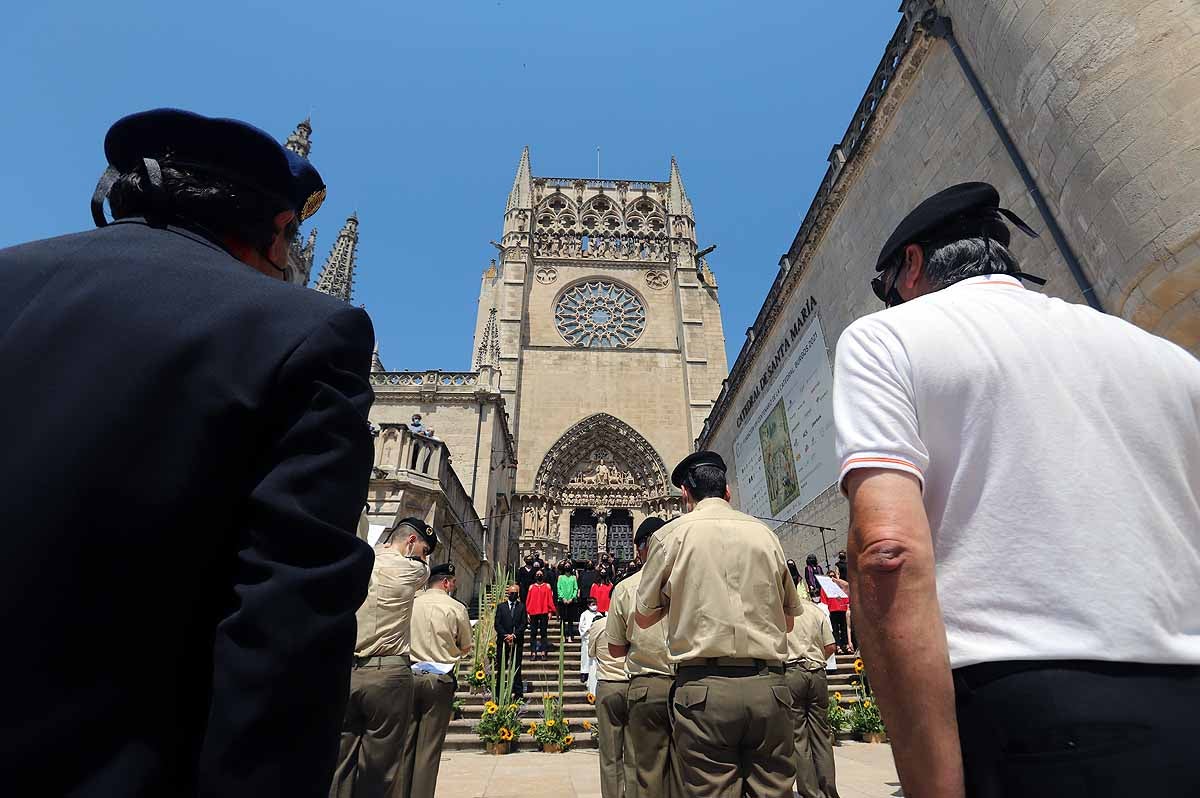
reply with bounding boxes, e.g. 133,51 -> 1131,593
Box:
845,468 -> 963,798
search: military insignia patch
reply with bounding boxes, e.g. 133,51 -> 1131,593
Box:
301,187 -> 326,221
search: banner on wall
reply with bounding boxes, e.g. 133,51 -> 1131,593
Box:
733,306 -> 837,525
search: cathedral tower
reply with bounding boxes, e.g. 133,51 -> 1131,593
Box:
472,149 -> 728,561
314,213 -> 361,302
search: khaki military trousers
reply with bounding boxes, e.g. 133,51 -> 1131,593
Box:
595,679 -> 636,798
330,658 -> 414,798
627,673 -> 674,798
670,666 -> 796,798
785,666 -> 839,798
398,671 -> 456,798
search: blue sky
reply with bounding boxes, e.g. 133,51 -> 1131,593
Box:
0,1 -> 899,371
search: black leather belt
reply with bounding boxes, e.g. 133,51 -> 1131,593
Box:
678,657 -> 785,675
354,654 -> 411,669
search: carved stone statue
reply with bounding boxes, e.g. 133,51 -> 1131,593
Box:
536,503 -> 547,536
523,504 -> 535,535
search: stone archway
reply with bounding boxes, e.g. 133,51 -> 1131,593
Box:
524,413 -> 677,560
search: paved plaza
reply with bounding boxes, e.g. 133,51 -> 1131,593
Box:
433,742 -> 901,797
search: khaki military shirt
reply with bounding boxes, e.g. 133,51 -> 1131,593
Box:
636,497 -> 802,663
354,550 -> 430,658
587,616 -> 628,682
410,587 -> 473,665
606,570 -> 674,677
786,600 -> 835,669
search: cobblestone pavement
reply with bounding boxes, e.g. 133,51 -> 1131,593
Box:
433,741 -> 901,797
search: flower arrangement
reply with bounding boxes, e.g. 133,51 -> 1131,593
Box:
827,691 -> 849,735
464,569 -> 513,693
532,629 -> 574,751
585,692 -> 596,705
473,568 -> 523,749
848,661 -> 886,739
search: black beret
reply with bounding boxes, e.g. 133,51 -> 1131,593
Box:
395,516 -> 438,554
671,450 -> 727,489
429,562 -> 455,580
103,108 -> 326,222
875,181 -> 1038,271
634,517 -> 668,546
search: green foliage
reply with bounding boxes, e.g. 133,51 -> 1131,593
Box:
473,568 -> 523,744
827,694 -> 850,734
848,662 -> 885,734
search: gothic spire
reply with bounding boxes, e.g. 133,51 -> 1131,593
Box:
474,307 -> 501,369
314,213 -> 359,302
371,340 -> 386,372
668,156 -> 693,219
506,146 -> 532,212
285,117 -> 313,158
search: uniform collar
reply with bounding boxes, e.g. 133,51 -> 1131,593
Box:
693,497 -> 732,512
109,216 -> 233,258
950,273 -> 1026,290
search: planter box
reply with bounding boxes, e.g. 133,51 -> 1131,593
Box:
542,743 -> 562,753
858,731 -> 888,744
484,741 -> 511,755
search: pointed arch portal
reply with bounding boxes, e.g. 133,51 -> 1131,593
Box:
534,413 -> 671,506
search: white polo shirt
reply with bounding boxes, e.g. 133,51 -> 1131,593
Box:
833,273 -> 1200,669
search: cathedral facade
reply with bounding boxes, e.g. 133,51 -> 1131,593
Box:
471,149 -> 728,563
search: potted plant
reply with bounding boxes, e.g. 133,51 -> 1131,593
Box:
827,691 -> 850,743
475,570 -> 523,753
532,632 -> 575,752
849,659 -> 887,743
451,698 -> 465,721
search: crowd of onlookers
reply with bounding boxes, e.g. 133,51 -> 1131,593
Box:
516,551 -> 622,654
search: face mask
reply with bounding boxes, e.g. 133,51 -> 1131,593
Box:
508,592 -> 519,601
535,575 -> 544,582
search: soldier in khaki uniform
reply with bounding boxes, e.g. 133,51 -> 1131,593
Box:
607,516 -> 676,798
636,451 -> 802,798
331,518 -> 436,798
588,615 -> 636,798
399,563 -> 473,798
785,594 -> 839,798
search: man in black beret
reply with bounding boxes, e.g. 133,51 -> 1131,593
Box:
0,109 -> 375,797
334,517 -> 435,797
636,451 -> 801,797
401,561 -> 471,798
835,181 -> 1200,797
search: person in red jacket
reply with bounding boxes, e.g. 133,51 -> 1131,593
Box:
525,570 -> 555,660
589,572 -> 614,613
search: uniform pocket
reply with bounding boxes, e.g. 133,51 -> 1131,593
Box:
627,685 -> 649,704
674,685 -> 708,710
771,685 -> 794,709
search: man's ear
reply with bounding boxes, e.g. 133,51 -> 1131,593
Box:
900,243 -> 924,293
723,485 -> 732,502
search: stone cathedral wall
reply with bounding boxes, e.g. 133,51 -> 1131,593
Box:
699,0 -> 1199,565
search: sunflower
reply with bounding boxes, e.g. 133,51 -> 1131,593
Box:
508,703 -> 519,712
485,704 -> 498,716
546,719 -> 556,727
582,720 -> 592,731
499,727 -> 514,741
528,723 -> 538,734
863,700 -> 872,709
563,718 -> 570,727
474,670 -> 486,680
833,692 -> 843,702
563,735 -> 574,747
853,659 -> 865,673
586,693 -> 596,704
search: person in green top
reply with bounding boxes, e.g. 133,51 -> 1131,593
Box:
555,561 -> 580,642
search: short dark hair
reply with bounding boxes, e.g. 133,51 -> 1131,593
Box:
882,233 -> 1020,291
688,464 -> 727,500
108,160 -> 289,251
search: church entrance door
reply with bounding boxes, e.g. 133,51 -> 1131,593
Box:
569,509 -> 597,562
607,509 -> 634,564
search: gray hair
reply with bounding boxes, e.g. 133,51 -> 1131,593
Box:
884,235 -> 1021,290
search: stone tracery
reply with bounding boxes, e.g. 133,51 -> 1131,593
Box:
554,280 -> 646,349
533,413 -> 671,506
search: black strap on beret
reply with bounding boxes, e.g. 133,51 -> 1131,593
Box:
980,207 -> 1047,286
90,166 -> 120,228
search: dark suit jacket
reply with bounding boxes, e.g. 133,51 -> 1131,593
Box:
0,219 -> 376,797
494,600 -> 528,638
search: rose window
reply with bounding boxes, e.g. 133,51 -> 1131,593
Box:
554,281 -> 646,349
